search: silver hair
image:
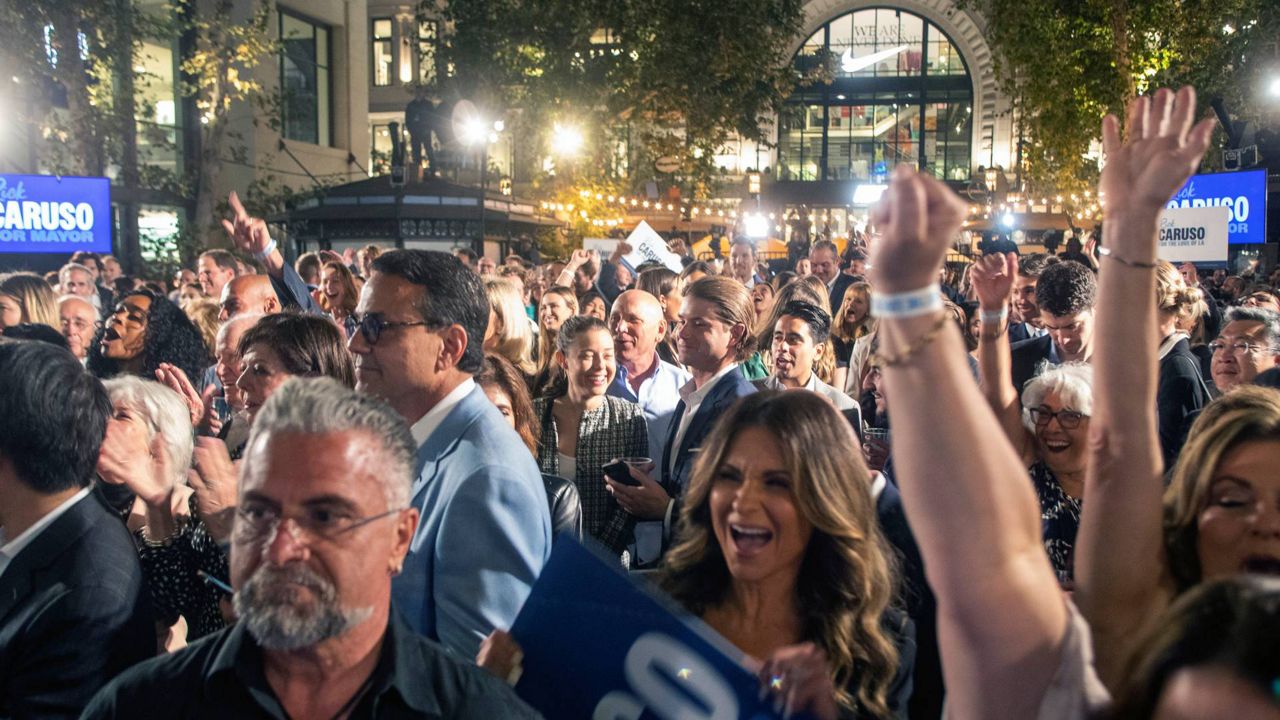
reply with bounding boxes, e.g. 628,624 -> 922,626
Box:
1021,362 -> 1094,433
58,262 -> 94,284
1224,306 -> 1280,349
216,312 -> 264,346
102,376 -> 194,487
243,377 -> 414,509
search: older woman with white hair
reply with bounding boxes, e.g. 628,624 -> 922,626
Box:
973,251 -> 1097,588
96,375 -> 233,644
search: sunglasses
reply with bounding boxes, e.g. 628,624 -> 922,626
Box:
354,313 -> 434,345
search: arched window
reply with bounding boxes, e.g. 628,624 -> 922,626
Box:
779,7 -> 973,184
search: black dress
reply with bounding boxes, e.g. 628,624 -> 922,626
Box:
135,497 -> 231,641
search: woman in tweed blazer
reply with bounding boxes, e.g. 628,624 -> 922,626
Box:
533,316 -> 648,554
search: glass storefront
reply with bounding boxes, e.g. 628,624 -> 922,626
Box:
779,7 -> 973,184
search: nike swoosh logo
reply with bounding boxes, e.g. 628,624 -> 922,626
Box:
841,45 -> 910,74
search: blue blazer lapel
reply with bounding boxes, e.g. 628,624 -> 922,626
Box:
410,387 -> 487,497
670,375 -> 743,484
660,398 -> 687,485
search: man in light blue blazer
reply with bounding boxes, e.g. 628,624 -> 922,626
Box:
349,249 -> 551,659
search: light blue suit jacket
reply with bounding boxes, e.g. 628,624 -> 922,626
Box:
391,385 -> 552,659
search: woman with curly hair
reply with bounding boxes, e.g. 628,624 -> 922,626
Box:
88,289 -> 212,385
180,297 -> 221,356
478,391 -> 910,718
0,272 -> 59,330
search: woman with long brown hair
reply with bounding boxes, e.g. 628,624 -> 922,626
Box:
478,391 -> 911,718
661,390 -> 909,718
317,260 -> 359,338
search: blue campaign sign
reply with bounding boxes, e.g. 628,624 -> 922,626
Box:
509,538 -> 790,720
1166,169 -> 1267,245
0,174 -> 112,254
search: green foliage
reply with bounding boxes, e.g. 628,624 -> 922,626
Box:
962,0 -> 1272,195
437,0 -> 805,198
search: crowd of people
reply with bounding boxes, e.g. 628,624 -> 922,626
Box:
0,86 -> 1278,719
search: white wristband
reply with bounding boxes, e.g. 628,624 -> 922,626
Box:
255,237 -> 277,260
980,307 -> 1008,324
871,283 -> 943,319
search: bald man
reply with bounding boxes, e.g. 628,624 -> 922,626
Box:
607,290 -> 691,463
58,295 -> 99,361
218,275 -> 280,321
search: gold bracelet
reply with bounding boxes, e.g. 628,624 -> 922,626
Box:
872,312 -> 951,368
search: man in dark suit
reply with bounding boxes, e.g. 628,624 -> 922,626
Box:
1010,260 -> 1098,395
0,341 -> 153,719
1007,253 -> 1058,344
810,240 -> 855,312
608,276 -> 757,560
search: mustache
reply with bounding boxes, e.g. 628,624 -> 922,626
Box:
244,562 -> 334,598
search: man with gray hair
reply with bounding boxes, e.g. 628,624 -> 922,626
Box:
59,262 -> 100,313
84,377 -> 540,719
1209,306 -> 1280,394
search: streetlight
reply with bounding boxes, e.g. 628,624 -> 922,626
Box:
461,115 -> 504,256
551,123 -> 584,158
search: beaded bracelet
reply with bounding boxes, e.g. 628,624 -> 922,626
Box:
1097,246 -> 1157,269
871,312 -> 951,368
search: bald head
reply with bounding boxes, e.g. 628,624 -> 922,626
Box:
219,275 -> 279,320
57,295 -> 98,360
609,289 -> 668,367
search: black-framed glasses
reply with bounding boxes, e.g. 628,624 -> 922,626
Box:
233,503 -> 406,545
1029,407 -> 1088,429
354,313 -> 430,345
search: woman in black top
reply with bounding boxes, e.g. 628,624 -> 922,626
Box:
1155,261 -> 1211,469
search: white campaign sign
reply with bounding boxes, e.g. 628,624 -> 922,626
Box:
620,221 -> 683,272
1156,206 -> 1229,263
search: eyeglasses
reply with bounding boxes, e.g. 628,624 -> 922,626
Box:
234,502 -> 405,545
1029,407 -> 1088,429
354,313 -> 432,345
1209,340 -> 1273,356
60,318 -> 101,332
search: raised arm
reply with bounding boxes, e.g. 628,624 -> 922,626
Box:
869,168 -> 1067,718
1073,87 -> 1215,688
971,252 -> 1034,462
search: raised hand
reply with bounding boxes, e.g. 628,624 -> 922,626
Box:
1099,86 -> 1214,229
757,643 -> 839,720
155,362 -> 204,428
867,167 -> 969,294
99,428 -> 176,509
970,252 -> 1018,311
567,248 -> 593,269
220,190 -> 272,256
190,437 -> 239,543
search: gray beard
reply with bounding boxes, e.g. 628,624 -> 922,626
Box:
233,564 -> 372,651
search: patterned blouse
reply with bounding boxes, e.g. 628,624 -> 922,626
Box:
1030,461 -> 1083,585
136,497 -> 231,641
533,395 -> 648,553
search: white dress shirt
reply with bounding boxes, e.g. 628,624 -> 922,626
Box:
668,363 -> 740,476
0,486 -> 92,581
410,378 -> 478,448
762,372 -> 857,411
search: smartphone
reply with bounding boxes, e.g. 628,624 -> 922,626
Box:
603,460 -> 642,487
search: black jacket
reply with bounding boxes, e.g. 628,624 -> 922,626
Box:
1158,338 -> 1210,469
1009,333 -> 1055,397
0,490 -> 153,719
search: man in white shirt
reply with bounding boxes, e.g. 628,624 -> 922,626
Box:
349,249 -> 550,657
608,277 -> 757,558
607,290 -> 691,461
0,340 -> 153,718
763,300 -> 858,413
